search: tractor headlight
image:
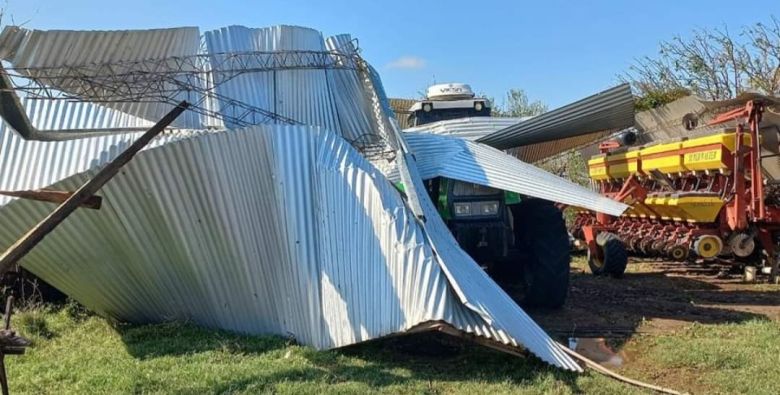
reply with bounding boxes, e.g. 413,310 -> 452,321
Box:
422,103 -> 433,112
453,202 -> 472,216
479,201 -> 499,215
452,201 -> 500,217
474,101 -> 484,111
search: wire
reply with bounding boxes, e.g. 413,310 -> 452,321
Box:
557,342 -> 685,395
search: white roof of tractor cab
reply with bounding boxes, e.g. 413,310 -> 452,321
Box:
408,82 -> 490,112
426,82 -> 475,100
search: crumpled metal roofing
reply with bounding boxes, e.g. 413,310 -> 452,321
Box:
0,26 -> 203,129
203,25 -> 383,147
477,84 -> 635,149
0,24 -> 606,371
391,133 -> 627,216
0,120 -> 579,370
0,99 -> 156,202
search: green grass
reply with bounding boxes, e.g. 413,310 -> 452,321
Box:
625,320 -> 780,395
5,306 -> 779,394
6,306 -> 637,394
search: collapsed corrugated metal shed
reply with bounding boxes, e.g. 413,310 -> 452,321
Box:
0,24 -> 628,371
0,122 -> 544,351
0,100 -> 583,370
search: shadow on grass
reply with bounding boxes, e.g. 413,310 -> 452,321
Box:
335,332 -> 582,389
116,323 -> 582,393
117,321 -> 291,359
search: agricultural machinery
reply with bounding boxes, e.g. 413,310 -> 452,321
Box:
572,100 -> 780,282
407,83 -> 570,308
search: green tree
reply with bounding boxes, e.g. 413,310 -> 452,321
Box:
633,86 -> 690,111
624,16 -> 780,109
492,89 -> 548,117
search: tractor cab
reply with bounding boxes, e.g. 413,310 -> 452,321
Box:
408,83 -> 491,127
408,83 -> 570,308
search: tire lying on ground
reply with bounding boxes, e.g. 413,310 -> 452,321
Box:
587,232 -> 628,277
511,199 -> 570,308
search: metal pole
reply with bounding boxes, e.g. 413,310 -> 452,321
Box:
0,102 -> 188,276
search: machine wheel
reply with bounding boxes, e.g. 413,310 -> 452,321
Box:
668,244 -> 689,261
511,199 -> 570,308
588,232 -> 628,277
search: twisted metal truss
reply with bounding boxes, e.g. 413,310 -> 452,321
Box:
3,50 -> 360,127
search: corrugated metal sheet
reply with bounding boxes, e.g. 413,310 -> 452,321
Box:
0,99 -> 157,203
477,84 -> 635,149
404,117 -> 524,140
402,116 -> 611,164
0,25 -> 389,147
0,26 -> 203,129
324,34 -> 383,147
510,129 -> 613,163
393,133 -> 627,216
204,25 -> 337,131
203,26 -> 380,146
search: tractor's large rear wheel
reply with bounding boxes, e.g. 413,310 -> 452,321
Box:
587,232 -> 628,277
511,199 -> 570,308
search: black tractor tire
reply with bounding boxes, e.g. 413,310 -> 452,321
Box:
511,199 -> 570,308
588,232 -> 628,278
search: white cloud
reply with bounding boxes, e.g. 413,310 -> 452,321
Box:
386,56 -> 427,70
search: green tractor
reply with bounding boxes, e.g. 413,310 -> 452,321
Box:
405,83 -> 570,308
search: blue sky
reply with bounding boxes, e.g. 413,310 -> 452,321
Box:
5,0 -> 778,108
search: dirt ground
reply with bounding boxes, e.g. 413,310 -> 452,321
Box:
519,256 -> 780,393
527,256 -> 780,338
